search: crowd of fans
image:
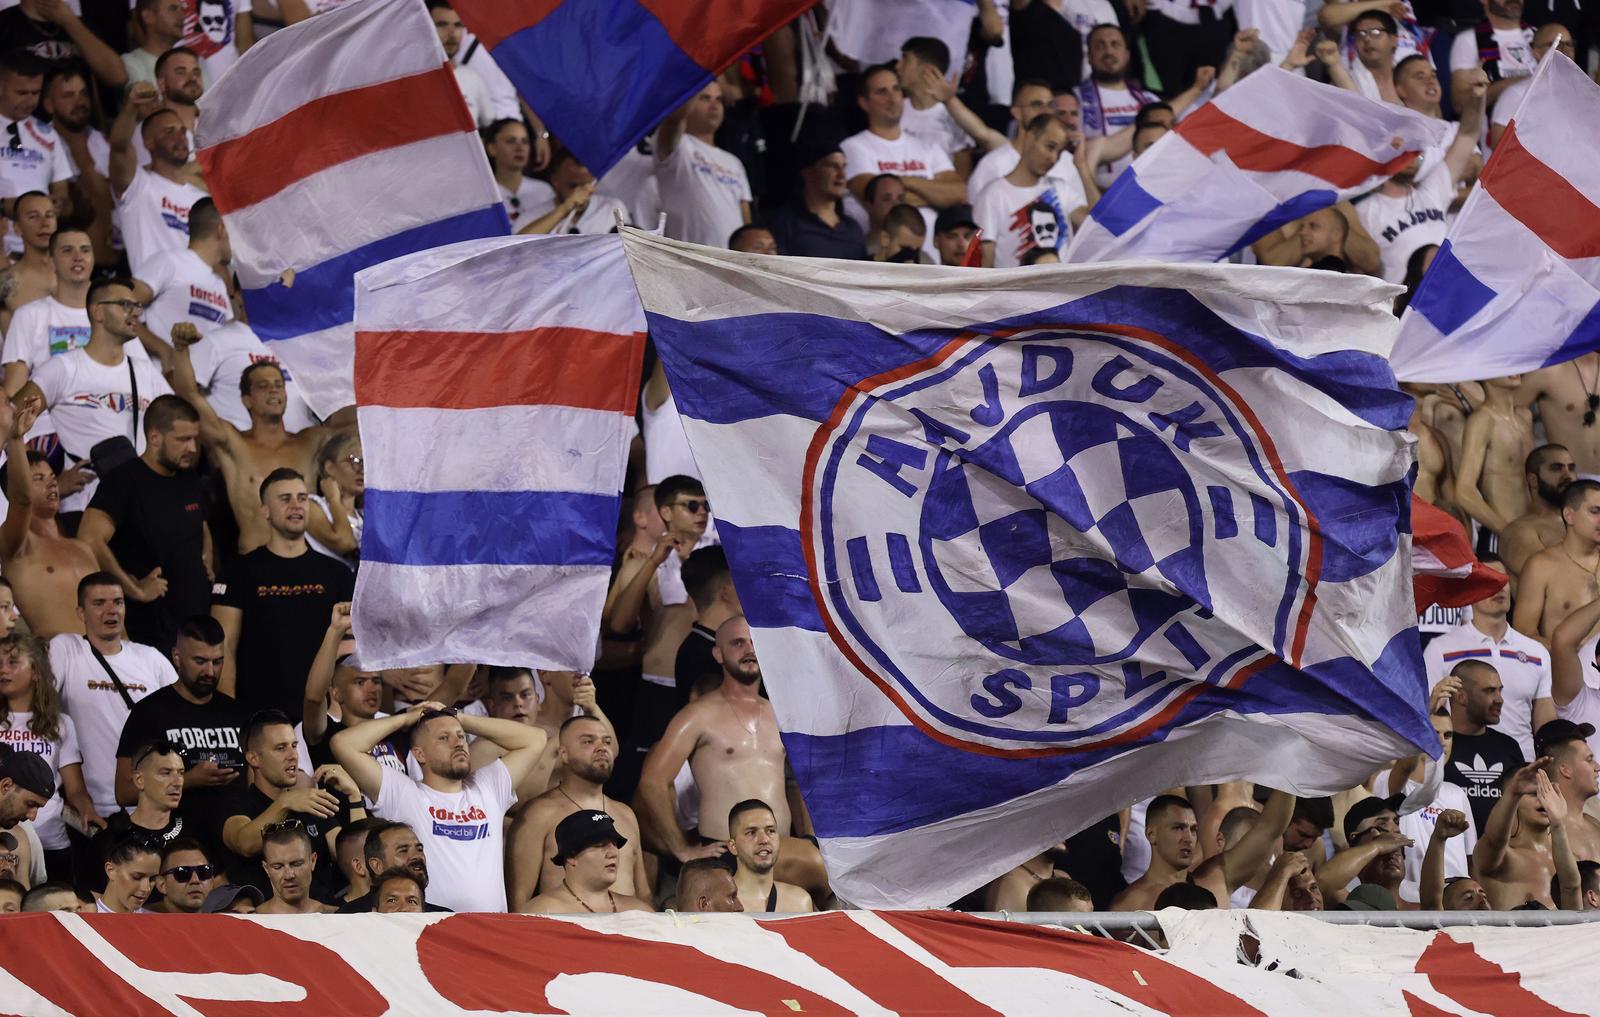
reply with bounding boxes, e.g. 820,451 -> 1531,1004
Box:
0,0 -> 1597,921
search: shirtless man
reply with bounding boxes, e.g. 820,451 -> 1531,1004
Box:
0,193 -> 57,335
520,810 -> 652,914
1109,790 -> 1293,910
0,396 -> 97,636
1455,375 -> 1534,535
1473,760 -> 1572,909
1518,355 -> 1600,477
1514,480 -> 1600,645
1537,719 -> 1600,863
984,843 -> 1070,911
505,714 -> 649,908
256,824 -> 337,914
169,331 -> 350,552
473,667 -> 616,802
638,616 -> 829,901
728,798 -> 814,914
1500,445 -> 1579,577
1408,396 -> 1453,511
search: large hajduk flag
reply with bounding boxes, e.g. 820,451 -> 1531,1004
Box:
1391,51 -> 1600,382
450,0 -> 813,176
351,234 -> 645,670
621,232 -> 1431,908
1069,65 -> 1446,264
195,0 -> 509,417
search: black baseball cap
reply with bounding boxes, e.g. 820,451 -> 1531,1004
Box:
1534,718 -> 1596,756
934,204 -> 978,235
1342,793 -> 1404,843
552,810 -> 626,865
0,745 -> 55,801
201,884 -> 263,913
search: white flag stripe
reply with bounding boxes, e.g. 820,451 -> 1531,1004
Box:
359,404 -> 635,495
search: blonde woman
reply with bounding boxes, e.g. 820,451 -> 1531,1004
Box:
307,431 -> 363,570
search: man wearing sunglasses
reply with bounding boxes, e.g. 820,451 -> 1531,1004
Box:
95,738 -> 187,867
148,836 -> 218,913
14,277 -> 173,520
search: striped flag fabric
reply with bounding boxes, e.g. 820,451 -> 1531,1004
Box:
350,234 -> 646,671
450,0 -> 813,177
1410,497 -> 1507,612
1390,52 -> 1600,383
621,230 -> 1431,907
194,0 -> 509,418
1068,66 -> 1447,264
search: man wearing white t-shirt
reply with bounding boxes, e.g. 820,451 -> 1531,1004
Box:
3,226 -> 101,461
50,573 -> 178,820
428,0 -> 493,127
1551,592 -> 1600,762
1449,0 -> 1534,114
974,113 -> 1087,268
1356,69 -> 1485,282
140,197 -> 231,353
842,65 -> 967,237
20,278 -> 174,514
0,51 -> 75,214
896,37 -> 976,178
517,150 -> 629,236
654,81 -> 751,248
108,83 -> 206,276
968,81 -> 1081,201
334,701 -> 545,913
1076,25 -> 1212,190
1488,23 -> 1571,149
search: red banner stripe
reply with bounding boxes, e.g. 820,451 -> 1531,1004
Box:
199,65 -> 475,214
451,0 -> 561,49
1177,103 -> 1417,189
1480,121 -> 1600,260
354,327 -> 644,412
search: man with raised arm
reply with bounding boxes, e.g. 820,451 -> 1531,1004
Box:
1473,761 -> 1574,909
1549,595 -> 1600,762
332,701 -> 545,913
1110,790 -> 1295,910
0,395 -> 97,637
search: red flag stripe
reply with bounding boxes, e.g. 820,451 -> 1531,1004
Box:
1479,120 -> 1600,260
1176,102 -> 1418,189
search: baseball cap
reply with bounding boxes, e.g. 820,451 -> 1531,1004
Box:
1337,883 -> 1398,911
201,884 -> 264,914
552,809 -> 626,865
795,138 -> 844,169
1534,718 -> 1596,756
934,204 -> 978,235
1342,793 -> 1404,843
0,745 -> 56,801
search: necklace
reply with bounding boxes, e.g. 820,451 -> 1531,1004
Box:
1020,859 -> 1052,881
563,879 -> 616,913
558,786 -> 607,814
1564,547 -> 1600,595
1575,361 -> 1600,427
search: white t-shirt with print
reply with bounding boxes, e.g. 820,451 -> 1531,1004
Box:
500,177 -> 556,232
49,634 -> 178,818
141,247 -> 233,349
974,174 -> 1085,268
1398,778 -> 1476,904
116,167 -> 206,277
901,101 -> 973,159
1356,164 -> 1455,283
187,320 -> 318,433
0,712 -> 82,849
178,0 -> 252,81
371,758 -> 516,913
1056,0 -> 1120,77
1449,25 -> 1535,78
968,146 -> 1080,208
655,135 -> 752,248
0,113 -> 75,199
842,128 -> 955,185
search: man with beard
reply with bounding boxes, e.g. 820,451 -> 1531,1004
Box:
334,701 -> 545,913
1110,791 -> 1294,910
1425,555 -> 1554,760
79,396 -> 209,652
115,614 -> 244,847
210,469 -> 354,720
1474,762 -> 1575,908
256,823 -> 336,914
654,80 -> 751,249
727,799 -> 813,914
474,667 -> 618,801
1443,660 -> 1527,834
640,616 -> 832,904
1315,796 -> 1414,908
1500,445 -> 1578,576
1075,26 -> 1213,191
171,322 -> 353,554
522,810 -> 652,914
337,820 -> 450,912
1515,481 -> 1600,646
108,84 -> 206,275
506,714 -> 649,909
154,48 -> 203,146
1450,0 -> 1536,114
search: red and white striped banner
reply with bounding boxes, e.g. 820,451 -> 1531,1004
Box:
0,910 -> 1592,1015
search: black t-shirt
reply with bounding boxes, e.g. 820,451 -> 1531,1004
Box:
0,9 -> 82,63
304,715 -> 411,774
90,809 -> 188,889
1063,813 -> 1128,910
212,547 -> 354,720
90,459 -> 210,653
673,624 -> 718,701
219,783 -> 350,902
1444,728 -> 1526,834
116,686 -> 248,851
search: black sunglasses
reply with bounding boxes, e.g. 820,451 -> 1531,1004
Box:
133,738 -> 181,768
1584,393 -> 1598,427
162,864 -> 217,882
263,819 -> 305,836
674,498 -> 710,514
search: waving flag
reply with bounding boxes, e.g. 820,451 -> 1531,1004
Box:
1069,66 -> 1446,264
1391,52 -> 1600,383
827,0 -> 975,69
1411,497 -> 1507,612
351,234 -> 645,671
195,0 -> 509,417
451,0 -> 813,177
621,231 -> 1432,907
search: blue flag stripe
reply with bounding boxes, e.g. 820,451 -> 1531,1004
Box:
363,488 -> 617,567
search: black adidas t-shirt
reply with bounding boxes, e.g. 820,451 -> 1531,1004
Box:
1444,728 -> 1526,835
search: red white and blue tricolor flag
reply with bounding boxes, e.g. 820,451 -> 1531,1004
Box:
350,235 -> 646,671
452,0 -> 814,177
1069,66 -> 1447,264
195,0 -> 510,417
621,231 -> 1432,907
1391,52 -> 1600,382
